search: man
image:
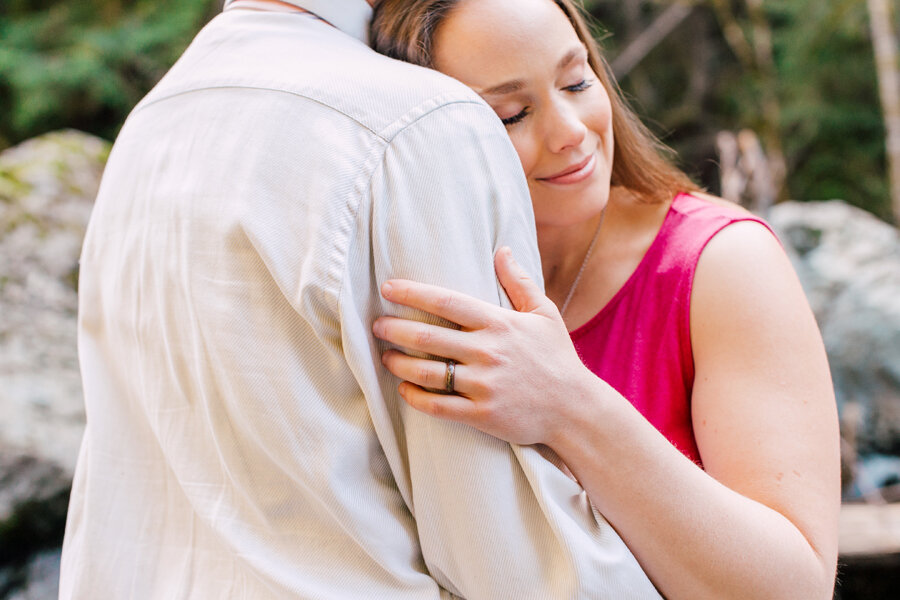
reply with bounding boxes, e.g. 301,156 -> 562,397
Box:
60,1 -> 659,597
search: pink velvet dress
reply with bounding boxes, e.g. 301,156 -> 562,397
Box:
569,193 -> 773,466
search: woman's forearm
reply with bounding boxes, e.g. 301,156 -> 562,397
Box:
548,372 -> 833,600
372,246 -> 839,597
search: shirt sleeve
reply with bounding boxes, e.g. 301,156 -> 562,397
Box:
341,99 -> 661,599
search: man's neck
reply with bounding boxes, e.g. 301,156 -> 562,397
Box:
224,0 -> 374,43
228,0 -> 375,10
227,0 -> 312,13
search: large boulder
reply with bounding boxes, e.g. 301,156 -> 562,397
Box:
768,200 -> 900,492
0,130 -> 108,597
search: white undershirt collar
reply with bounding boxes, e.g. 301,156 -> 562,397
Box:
223,0 -> 373,44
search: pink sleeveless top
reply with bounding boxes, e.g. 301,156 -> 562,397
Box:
569,193 -> 773,466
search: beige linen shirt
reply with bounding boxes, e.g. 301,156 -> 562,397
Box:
60,2 -> 660,598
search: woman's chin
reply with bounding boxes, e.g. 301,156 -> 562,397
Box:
530,177 -> 611,227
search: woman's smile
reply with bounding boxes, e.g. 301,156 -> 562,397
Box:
431,0 -> 614,228
537,152 -> 597,185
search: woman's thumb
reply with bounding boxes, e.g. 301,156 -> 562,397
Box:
495,247 -> 550,314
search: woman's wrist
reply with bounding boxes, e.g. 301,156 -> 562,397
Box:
544,365 -> 616,458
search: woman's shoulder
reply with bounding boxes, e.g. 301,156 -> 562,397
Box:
663,191 -> 775,250
640,191 -> 786,309
689,197 -> 798,322
685,191 -> 747,210
671,191 -> 754,219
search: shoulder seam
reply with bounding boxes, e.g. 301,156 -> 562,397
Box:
132,84 -> 386,138
377,98 -> 492,142
133,84 -> 488,144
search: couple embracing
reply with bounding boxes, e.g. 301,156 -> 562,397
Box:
60,1 -> 839,598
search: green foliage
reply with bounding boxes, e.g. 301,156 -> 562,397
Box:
0,0 -> 219,148
774,0 -> 889,220
0,0 -> 892,219
584,0 -> 889,220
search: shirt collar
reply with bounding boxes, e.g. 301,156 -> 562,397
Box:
223,0 -> 373,44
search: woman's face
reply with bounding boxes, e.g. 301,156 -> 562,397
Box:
432,0 -> 614,228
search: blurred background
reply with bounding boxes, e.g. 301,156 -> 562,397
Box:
0,0 -> 898,598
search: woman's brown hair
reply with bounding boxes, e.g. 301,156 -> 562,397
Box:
371,0 -> 699,203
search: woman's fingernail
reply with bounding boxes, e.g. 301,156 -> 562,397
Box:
381,281 -> 393,298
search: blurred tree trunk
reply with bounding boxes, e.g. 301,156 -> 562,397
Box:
611,2 -> 695,78
620,0 -> 643,38
867,0 -> 900,224
709,0 -> 786,203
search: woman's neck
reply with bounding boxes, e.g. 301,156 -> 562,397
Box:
538,206 -> 609,309
540,187 -> 674,327
539,219 -> 598,282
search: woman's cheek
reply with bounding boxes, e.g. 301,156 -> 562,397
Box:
509,135 -> 538,180
594,89 -> 614,133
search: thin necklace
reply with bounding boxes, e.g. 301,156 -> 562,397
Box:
559,208 -> 606,318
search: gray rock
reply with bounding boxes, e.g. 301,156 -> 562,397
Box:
4,549 -> 60,600
0,449 -> 70,565
769,200 -> 900,456
0,131 -> 107,576
0,130 -> 106,473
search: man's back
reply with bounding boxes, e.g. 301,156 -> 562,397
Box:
61,6 -> 659,599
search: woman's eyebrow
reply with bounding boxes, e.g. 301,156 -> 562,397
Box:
557,46 -> 587,72
476,46 -> 587,97
477,79 -> 525,97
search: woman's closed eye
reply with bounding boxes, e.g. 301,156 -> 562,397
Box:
501,107 -> 530,127
564,78 -> 594,93
499,79 -> 594,127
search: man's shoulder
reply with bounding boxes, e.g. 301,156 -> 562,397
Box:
144,11 -> 492,139
332,44 -> 492,139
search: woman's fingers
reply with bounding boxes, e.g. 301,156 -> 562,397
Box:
495,246 -> 557,316
380,280 -> 494,329
373,315 -> 471,360
382,349 -> 472,395
397,381 -> 482,426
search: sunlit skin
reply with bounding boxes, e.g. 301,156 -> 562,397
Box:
433,3 -> 614,231
371,0 -> 840,598
432,0 -> 673,324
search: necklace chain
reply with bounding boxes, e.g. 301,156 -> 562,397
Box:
559,209 -> 606,318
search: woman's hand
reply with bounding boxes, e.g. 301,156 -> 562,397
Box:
372,247 -> 596,446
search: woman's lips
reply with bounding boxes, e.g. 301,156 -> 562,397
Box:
538,154 -> 596,185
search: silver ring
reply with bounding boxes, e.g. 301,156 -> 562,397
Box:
444,360 -> 456,394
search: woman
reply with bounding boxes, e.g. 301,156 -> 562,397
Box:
369,0 -> 840,598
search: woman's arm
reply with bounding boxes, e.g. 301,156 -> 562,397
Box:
548,221 -> 840,599
373,225 -> 840,599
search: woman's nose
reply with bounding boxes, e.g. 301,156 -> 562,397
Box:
545,100 -> 587,154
